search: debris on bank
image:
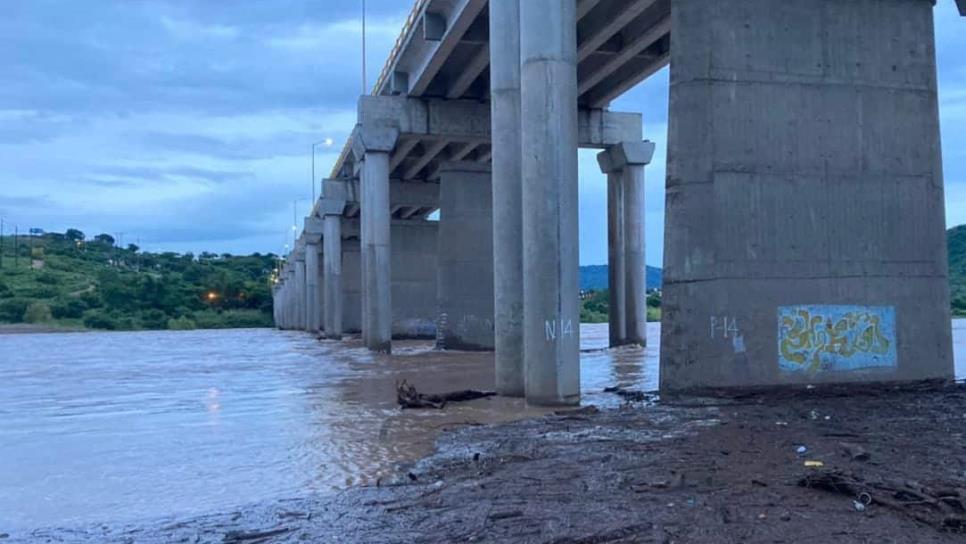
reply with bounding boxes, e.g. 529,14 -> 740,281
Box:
800,470 -> 966,532
603,385 -> 658,404
396,379 -> 496,409
20,381 -> 966,543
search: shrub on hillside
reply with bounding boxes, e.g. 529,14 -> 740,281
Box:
953,295 -> 966,316
580,307 -> 608,324
219,309 -> 273,328
51,297 -> 87,319
0,298 -> 30,323
82,309 -> 117,330
113,315 -> 139,330
79,290 -> 102,309
167,316 -> 196,330
35,272 -> 60,285
20,285 -> 59,299
23,302 -> 53,323
139,309 -> 168,330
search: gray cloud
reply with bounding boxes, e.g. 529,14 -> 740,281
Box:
1,0 -> 964,261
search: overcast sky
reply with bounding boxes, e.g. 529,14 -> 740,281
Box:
1,1 -> 964,266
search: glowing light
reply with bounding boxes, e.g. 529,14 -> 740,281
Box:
206,291 -> 218,301
324,137 -> 334,147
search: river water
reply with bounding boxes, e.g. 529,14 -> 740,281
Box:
1,321 -> 964,532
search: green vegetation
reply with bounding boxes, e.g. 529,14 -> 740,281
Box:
950,225 -> 966,317
0,229 -> 278,331
580,289 -> 661,324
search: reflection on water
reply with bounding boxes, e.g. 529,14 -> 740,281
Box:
0,320 -> 962,531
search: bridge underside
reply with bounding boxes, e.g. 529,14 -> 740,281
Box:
275,0 -> 958,405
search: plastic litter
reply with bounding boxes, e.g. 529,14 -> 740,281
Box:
804,460 -> 825,468
796,445 -> 808,454
853,500 -> 866,512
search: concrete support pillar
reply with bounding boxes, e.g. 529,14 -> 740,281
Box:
281,284 -> 289,329
661,0 -> 953,390
285,282 -> 293,329
342,239 -> 362,333
598,141 -> 654,347
520,0 -> 580,406
294,256 -> 306,330
354,126 -> 398,352
323,215 -> 343,340
489,0 -> 525,394
622,162 -> 647,347
272,287 -> 280,329
304,241 -> 322,333
598,152 -> 626,347
284,270 -> 295,330
281,281 -> 288,329
615,142 -> 655,346
437,161 -> 494,350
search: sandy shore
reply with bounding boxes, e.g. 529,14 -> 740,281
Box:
13,381 -> 966,543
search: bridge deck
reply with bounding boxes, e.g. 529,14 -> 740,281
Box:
328,0 -> 670,185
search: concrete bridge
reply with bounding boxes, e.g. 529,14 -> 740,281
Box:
274,0 -> 964,405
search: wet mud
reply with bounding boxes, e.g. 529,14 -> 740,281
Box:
18,381 -> 966,543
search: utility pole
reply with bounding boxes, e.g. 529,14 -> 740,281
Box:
0,217 -> 4,269
13,226 -> 18,268
362,0 -> 367,94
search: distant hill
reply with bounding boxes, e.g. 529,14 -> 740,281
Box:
950,225 -> 965,316
0,230 -> 277,331
580,265 -> 663,292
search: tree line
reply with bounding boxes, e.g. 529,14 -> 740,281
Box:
0,229 -> 278,331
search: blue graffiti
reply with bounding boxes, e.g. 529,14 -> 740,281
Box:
778,305 -> 897,373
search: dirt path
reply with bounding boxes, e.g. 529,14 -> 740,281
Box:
18,382 -> 966,543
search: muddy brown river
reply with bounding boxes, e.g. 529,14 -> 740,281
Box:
1,321 -> 963,534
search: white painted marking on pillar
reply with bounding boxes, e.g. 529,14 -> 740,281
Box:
726,317 -> 739,340
710,315 -> 740,340
545,320 -> 556,342
562,319 -> 574,338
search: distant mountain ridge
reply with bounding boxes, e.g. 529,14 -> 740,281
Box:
579,265 -> 662,292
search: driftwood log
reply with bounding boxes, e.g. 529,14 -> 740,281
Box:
799,470 -> 966,532
396,380 -> 496,409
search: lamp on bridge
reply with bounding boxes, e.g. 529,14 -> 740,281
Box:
311,138 -> 335,202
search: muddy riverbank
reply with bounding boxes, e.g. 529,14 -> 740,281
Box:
19,380 -> 966,543
0,323 -> 87,334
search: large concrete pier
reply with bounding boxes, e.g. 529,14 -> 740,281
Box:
273,0 -> 961,403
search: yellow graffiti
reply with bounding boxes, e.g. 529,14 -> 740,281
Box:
779,309 -> 891,372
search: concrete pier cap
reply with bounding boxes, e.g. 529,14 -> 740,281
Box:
609,140 -> 656,169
